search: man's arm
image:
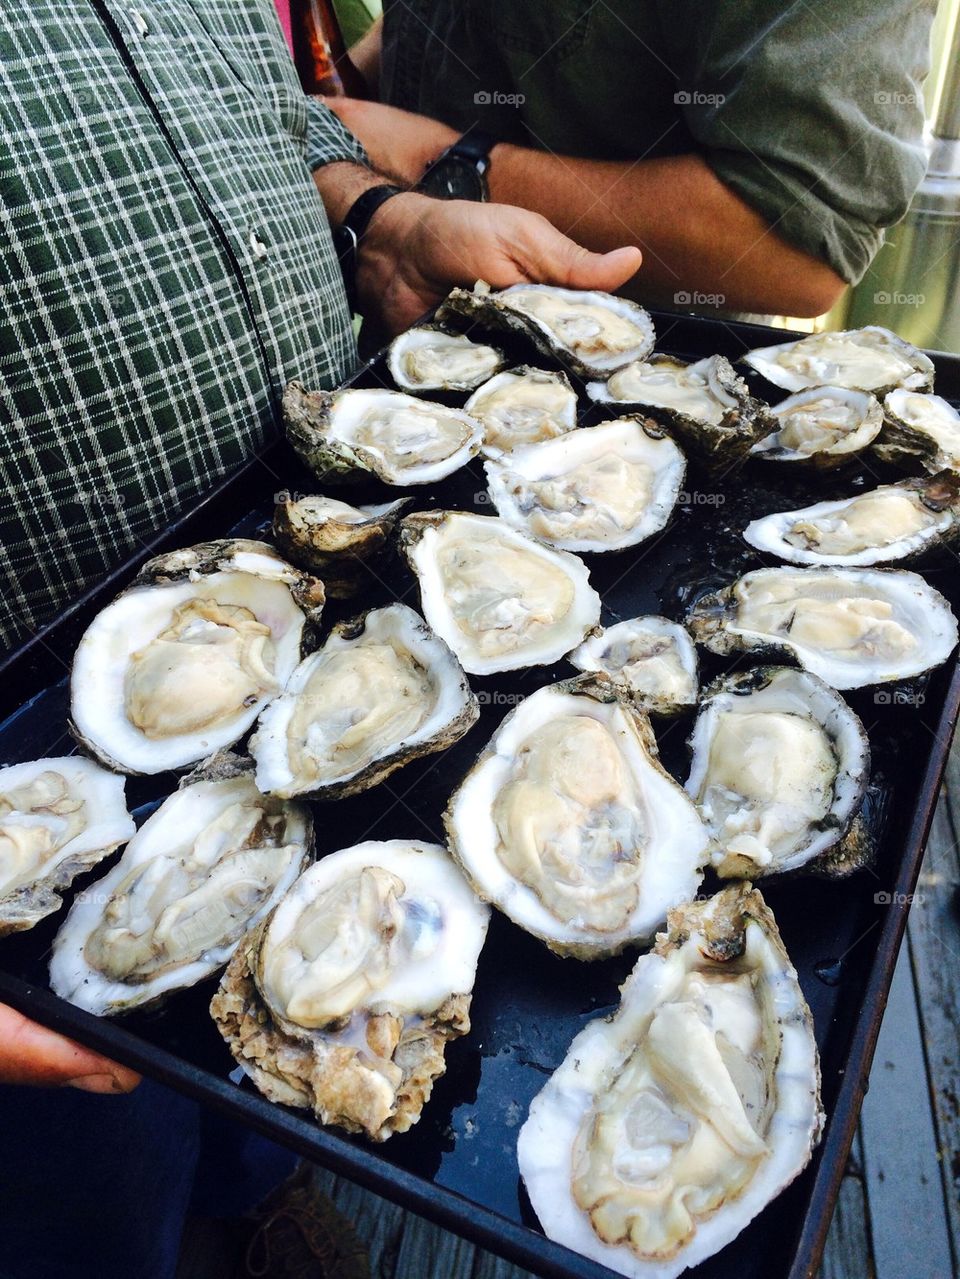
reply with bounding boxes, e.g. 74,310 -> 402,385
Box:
0,1003 -> 140,1092
323,100 -> 845,318
311,161 -> 643,335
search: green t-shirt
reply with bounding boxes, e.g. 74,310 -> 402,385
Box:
381,0 -> 934,286
0,0 -> 367,649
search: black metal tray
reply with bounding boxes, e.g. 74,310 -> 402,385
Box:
1,311 -> 958,1279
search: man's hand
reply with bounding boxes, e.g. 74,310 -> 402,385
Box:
0,1002 -> 140,1093
356,192 -> 642,336
323,98 -> 456,186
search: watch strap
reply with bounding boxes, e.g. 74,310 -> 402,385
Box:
448,126 -> 498,167
334,183 -> 405,312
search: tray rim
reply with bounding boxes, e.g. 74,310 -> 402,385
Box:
2,309 -> 959,1279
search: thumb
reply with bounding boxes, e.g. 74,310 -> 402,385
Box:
518,215 -> 642,292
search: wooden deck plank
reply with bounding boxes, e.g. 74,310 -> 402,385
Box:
818,1127 -> 875,1279
858,939 -> 954,1279
311,1168 -> 408,1278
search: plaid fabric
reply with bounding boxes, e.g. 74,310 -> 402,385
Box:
0,0 -> 367,651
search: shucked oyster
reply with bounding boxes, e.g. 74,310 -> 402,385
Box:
0,758 -> 135,937
49,757 -> 310,1015
568,616 -> 699,715
687,565 -> 959,690
70,541 -> 324,775
744,472 -> 960,567
438,282 -> 655,379
387,326 -> 504,392
444,676 -> 708,958
686,667 -> 871,879
211,840 -> 489,1141
283,383 -> 483,485
399,510 -> 601,675
518,885 -> 822,1279
251,604 -> 478,800
749,387 -> 883,468
875,389 -> 960,475
464,366 -> 578,458
484,418 -> 685,553
586,354 -> 775,473
272,493 -> 412,598
743,326 -> 933,396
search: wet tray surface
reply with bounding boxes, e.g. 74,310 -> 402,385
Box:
1,311 -> 959,1279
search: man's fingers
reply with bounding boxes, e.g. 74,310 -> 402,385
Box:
0,1004 -> 140,1093
507,211 -> 642,291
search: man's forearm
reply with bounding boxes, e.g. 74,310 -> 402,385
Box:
488,147 -> 845,317
311,159 -> 402,229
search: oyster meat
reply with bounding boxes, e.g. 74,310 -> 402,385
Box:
686,667 -> 871,879
687,565 -> 959,690
742,326 -> 933,396
251,603 -> 478,800
211,840 -> 489,1141
283,383 -> 483,485
70,540 -> 324,775
749,387 -> 883,468
568,616 -> 698,715
272,493 -> 412,598
875,389 -> 960,475
587,354 -> 775,473
49,757 -> 311,1015
399,510 -> 601,675
438,282 -> 655,379
0,758 -> 135,937
444,676 -> 708,958
464,366 -> 577,458
484,418 -> 685,553
387,325 -> 504,392
744,472 -> 960,567
518,885 -> 822,1279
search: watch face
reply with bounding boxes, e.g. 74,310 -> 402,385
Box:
418,156 -> 487,201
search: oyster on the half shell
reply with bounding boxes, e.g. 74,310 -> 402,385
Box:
568,617 -> 698,715
685,667 -> 871,879
875,389 -> 960,475
49,756 -> 311,1015
518,885 -> 822,1279
742,326 -> 933,396
250,603 -> 478,800
749,387 -> 883,468
211,840 -> 489,1141
0,758 -> 135,937
444,676 -> 708,958
387,326 -> 504,392
272,493 -> 412,598
464,366 -> 578,458
70,541 -> 324,775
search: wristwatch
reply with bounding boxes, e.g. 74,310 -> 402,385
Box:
333,183 -> 406,312
417,127 -> 497,201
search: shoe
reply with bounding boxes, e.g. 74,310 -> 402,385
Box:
239,1164 -> 370,1279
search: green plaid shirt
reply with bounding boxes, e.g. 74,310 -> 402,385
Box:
0,0 -> 367,651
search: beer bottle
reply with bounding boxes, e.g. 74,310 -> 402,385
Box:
291,0 -> 368,98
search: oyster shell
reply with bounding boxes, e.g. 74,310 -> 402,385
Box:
49,756 -> 311,1015
211,840 -> 489,1141
749,387 -> 883,468
686,667 -> 871,878
586,354 -> 775,473
518,884 -> 822,1279
875,389 -> 960,475
744,472 -> 960,567
250,603 -> 478,800
687,565 -> 958,690
568,616 -> 698,715
0,758 -> 135,938
387,325 -> 504,392
484,418 -> 685,553
283,383 -> 483,485
272,493 -> 412,598
399,510 -> 601,675
438,282 -> 655,378
444,676 -> 708,958
70,540 -> 324,776
742,326 -> 933,396
464,366 -> 578,458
